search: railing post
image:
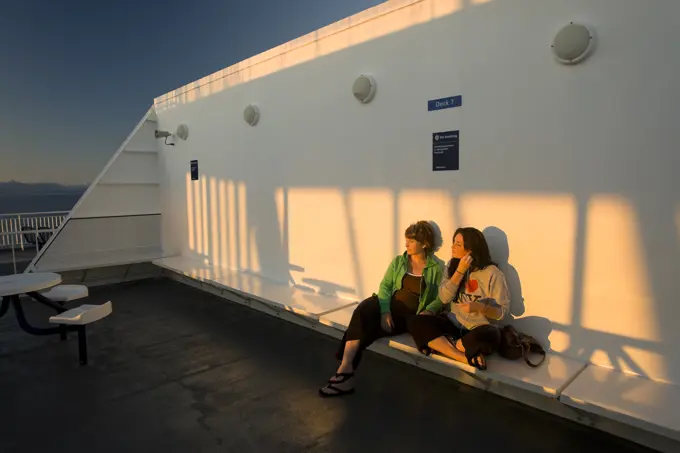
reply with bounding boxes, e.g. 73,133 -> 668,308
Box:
35,219 -> 40,253
11,231 -> 17,275
17,214 -> 24,252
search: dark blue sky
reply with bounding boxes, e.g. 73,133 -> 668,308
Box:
0,0 -> 382,184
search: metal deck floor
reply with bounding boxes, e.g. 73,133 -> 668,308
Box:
0,278 -> 657,453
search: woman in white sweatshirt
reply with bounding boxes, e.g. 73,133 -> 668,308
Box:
409,227 -> 510,370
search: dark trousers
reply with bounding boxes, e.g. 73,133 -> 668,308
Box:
410,314 -> 501,363
335,295 -> 417,370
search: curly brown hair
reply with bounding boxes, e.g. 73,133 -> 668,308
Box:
404,221 -> 435,252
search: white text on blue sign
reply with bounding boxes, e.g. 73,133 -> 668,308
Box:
428,95 -> 462,112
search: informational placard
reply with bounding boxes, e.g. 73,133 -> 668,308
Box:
190,160 -> 199,180
432,131 -> 459,171
428,95 -> 462,112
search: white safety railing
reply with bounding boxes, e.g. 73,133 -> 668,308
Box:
0,211 -> 69,274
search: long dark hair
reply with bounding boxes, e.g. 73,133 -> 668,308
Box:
447,227 -> 496,278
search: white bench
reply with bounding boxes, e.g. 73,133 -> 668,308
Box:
387,334 -> 585,397
41,284 -> 89,303
319,304 -> 585,397
153,257 -> 357,322
49,301 -> 113,365
560,365 -> 680,444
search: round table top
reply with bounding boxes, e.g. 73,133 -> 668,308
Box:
0,272 -> 62,297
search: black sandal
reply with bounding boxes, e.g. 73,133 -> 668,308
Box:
319,384 -> 355,397
328,372 -> 354,384
319,373 -> 355,397
468,353 -> 487,371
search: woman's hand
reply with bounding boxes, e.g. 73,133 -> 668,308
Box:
381,313 -> 394,332
478,297 -> 496,306
419,310 -> 434,316
458,300 -> 485,314
456,254 -> 473,275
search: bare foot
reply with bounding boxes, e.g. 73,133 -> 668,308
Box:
329,370 -> 353,383
329,365 -> 353,383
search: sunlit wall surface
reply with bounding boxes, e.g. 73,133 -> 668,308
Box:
155,0 -> 680,384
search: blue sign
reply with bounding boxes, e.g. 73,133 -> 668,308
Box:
432,131 -> 459,171
428,95 -> 462,112
190,160 -> 199,180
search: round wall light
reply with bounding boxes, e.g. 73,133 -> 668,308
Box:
552,23 -> 594,65
243,104 -> 260,126
352,74 -> 377,104
176,124 -> 189,140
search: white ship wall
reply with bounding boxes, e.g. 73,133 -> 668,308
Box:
28,108 -> 163,272
154,0 -> 680,384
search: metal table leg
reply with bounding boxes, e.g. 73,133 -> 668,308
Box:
11,295 -> 65,336
7,292 -> 86,365
27,291 -> 67,312
27,291 -> 69,340
28,292 -> 89,365
77,326 -> 87,365
0,296 -> 10,319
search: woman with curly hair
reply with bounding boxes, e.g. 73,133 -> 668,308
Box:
319,221 -> 444,397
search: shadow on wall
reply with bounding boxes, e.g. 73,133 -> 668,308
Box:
428,220 -> 444,253
483,226 -> 525,317
182,172 -> 676,396
483,226 -> 553,350
428,219 -> 446,269
299,278 -> 357,298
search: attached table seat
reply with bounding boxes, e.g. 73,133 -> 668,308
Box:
41,284 -> 89,303
49,301 -> 113,365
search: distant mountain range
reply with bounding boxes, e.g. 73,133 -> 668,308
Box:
0,181 -> 88,196
0,182 -> 88,214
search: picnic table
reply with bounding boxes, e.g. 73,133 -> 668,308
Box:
0,272 -> 69,336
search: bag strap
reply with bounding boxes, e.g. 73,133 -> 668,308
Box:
521,343 -> 546,368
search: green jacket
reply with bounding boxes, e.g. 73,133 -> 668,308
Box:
376,252 -> 444,315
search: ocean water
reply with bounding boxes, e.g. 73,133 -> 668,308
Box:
0,193 -> 83,215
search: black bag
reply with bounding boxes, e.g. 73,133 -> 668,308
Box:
498,325 -> 546,368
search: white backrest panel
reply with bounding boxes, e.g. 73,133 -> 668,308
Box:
32,215 -> 163,272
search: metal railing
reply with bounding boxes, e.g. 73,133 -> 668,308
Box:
0,211 -> 69,274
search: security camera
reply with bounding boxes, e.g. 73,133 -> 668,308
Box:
155,130 -> 175,146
